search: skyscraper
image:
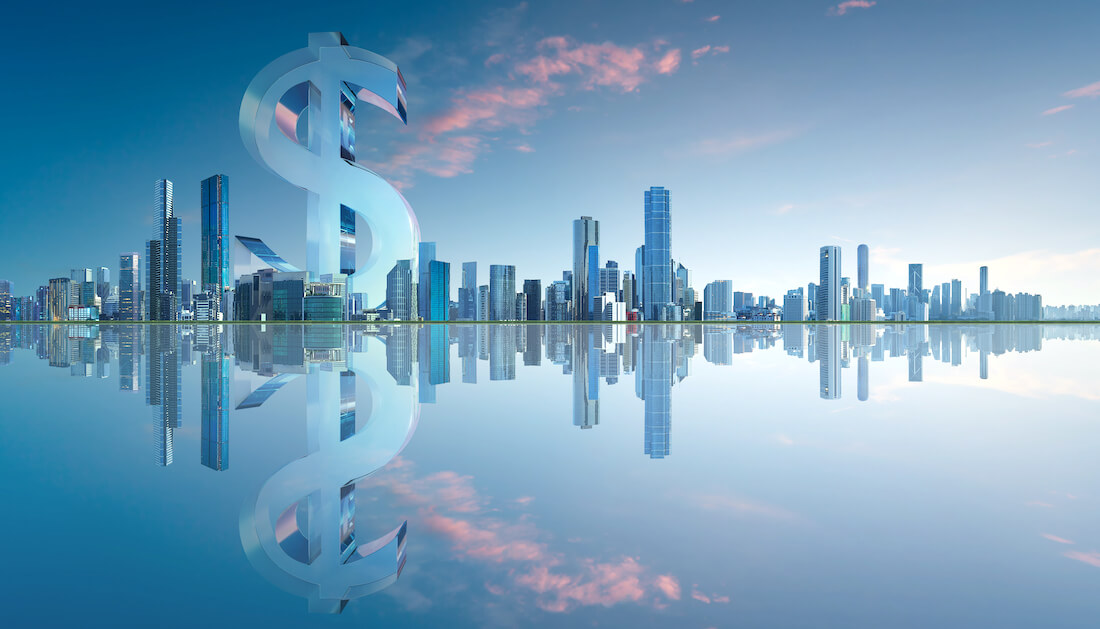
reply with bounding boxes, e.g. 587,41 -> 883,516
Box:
950,279 -> 962,319
634,245 -> 645,311
200,175 -> 230,303
857,244 -> 869,293
817,246 -> 841,321
427,260 -> 450,321
523,279 -> 542,321
908,263 -> 924,321
489,265 -> 516,321
587,244 -> 600,318
979,265 -> 991,317
0,280 -> 12,321
572,217 -> 599,320
622,272 -> 636,311
643,187 -> 672,321
703,280 -> 733,319
119,253 -> 140,321
385,259 -> 415,321
460,262 -> 477,320
96,267 -> 110,301
418,241 -> 436,320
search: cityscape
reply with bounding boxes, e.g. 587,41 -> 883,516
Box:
1,179 -> 1095,325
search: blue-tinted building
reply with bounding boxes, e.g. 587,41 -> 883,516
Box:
572,217 -> 599,320
200,175 -> 230,298
489,265 -> 515,321
428,260 -> 450,321
643,187 -> 672,320
386,260 -> 415,321
418,242 -> 436,320
200,344 -> 229,471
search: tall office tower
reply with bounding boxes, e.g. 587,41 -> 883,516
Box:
871,284 -> 885,310
417,241 -> 436,320
489,265 -> 516,321
634,246 -> 645,311
385,259 -> 415,321
96,267 -> 110,301
950,279 -> 962,318
817,325 -> 841,399
857,244 -> 869,293
807,283 -> 817,317
572,217 -> 599,320
477,285 -> 490,321
908,264 -> 923,304
840,277 -> 851,308
703,280 -> 733,319
146,179 -> 175,320
71,268 -> 92,305
146,239 -> 161,320
200,175 -> 230,304
937,282 -> 949,319
515,293 -> 527,320
47,278 -> 71,320
674,263 -> 691,307
782,288 -> 806,321
598,261 -> 620,300
119,253 -> 141,321
427,259 -> 450,321
0,280 -> 11,321
163,216 -> 182,319
978,265 -> 991,316
622,272 -> 635,310
586,245 -> 600,318
643,187 -> 672,321
460,262 -> 477,320
200,333 -> 230,471
523,280 -> 543,321
817,246 -> 841,321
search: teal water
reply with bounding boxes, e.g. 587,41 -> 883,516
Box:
1,323 -> 1098,627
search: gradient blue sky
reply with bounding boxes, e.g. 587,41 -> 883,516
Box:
0,0 -> 1097,304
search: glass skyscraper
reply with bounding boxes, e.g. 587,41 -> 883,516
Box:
428,260 -> 450,321
817,246 -> 841,321
489,265 -> 515,321
119,253 -> 140,321
200,175 -> 230,300
572,217 -> 599,320
643,187 -> 672,321
460,262 -> 477,320
386,260 -> 415,321
857,244 -> 869,293
418,242 -> 436,320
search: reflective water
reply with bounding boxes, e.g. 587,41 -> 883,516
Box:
1,323 -> 1098,627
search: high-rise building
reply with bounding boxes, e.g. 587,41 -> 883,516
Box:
460,262 -> 477,320
703,280 -> 733,319
146,179 -> 180,320
119,253 -> 141,321
572,217 -> 599,320
598,261 -> 620,300
634,246 -> 645,311
817,246 -> 841,321
489,265 -> 516,321
950,279 -> 962,319
427,260 -> 450,321
782,288 -> 806,321
546,281 -> 570,321
523,279 -> 542,321
0,280 -> 12,321
857,244 -> 869,293
385,259 -> 416,321
96,267 -> 110,301
200,175 -> 231,303
622,272 -> 636,311
48,278 -> 71,320
586,245 -> 600,318
907,263 -> 925,321
978,265 -> 991,317
643,187 -> 672,321
477,285 -> 490,321
417,241 -> 436,320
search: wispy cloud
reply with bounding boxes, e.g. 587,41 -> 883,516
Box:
682,129 -> 799,157
705,15 -> 721,22
1064,551 -> 1100,568
829,1 -> 877,17
1041,533 -> 1075,545
656,48 -> 682,74
1064,80 -> 1100,99
1025,141 -> 1053,149
1042,104 -> 1074,116
773,203 -> 796,216
691,44 -> 730,61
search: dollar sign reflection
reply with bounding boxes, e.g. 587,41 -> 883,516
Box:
239,330 -> 419,613
239,31 -> 419,305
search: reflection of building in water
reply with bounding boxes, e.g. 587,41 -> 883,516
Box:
199,325 -> 230,471
458,326 -> 477,383
418,325 -> 450,402
489,325 -> 516,381
640,326 -> 675,458
385,325 -> 414,386
148,325 -> 182,466
572,327 -> 600,429
118,325 -> 142,392
817,325 -> 841,400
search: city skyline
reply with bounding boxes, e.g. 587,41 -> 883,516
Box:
1,1 -> 1097,305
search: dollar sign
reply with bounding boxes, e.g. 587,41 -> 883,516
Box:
239,334 -> 420,613
240,31 -> 419,305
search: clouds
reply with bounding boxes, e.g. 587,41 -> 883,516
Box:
682,129 -> 800,157
691,44 -> 730,61
372,31 -> 683,187
1041,104 -> 1074,116
1063,80 -> 1100,99
829,1 -> 877,17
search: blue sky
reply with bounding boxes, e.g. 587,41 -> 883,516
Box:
0,0 -> 1097,304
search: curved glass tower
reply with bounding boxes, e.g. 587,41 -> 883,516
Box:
643,187 -> 671,321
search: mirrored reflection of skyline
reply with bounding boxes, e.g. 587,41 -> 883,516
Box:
2,322 -> 1099,625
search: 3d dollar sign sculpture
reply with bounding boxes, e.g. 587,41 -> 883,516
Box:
240,32 -> 419,305
239,332 -> 420,613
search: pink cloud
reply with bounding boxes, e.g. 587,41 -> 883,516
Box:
517,36 -> 663,92
691,45 -> 711,60
1042,104 -> 1074,116
691,590 -> 711,604
1064,80 -> 1100,99
1064,551 -> 1100,567
829,1 -> 876,16
656,49 -> 682,75
1041,533 -> 1075,545
1025,141 -> 1053,149
705,15 -> 720,22
517,558 -> 648,612
655,574 -> 681,600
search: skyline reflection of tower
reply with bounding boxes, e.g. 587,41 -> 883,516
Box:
572,327 -> 599,429
817,325 -> 841,399
641,325 -> 673,458
148,325 -> 181,466
200,326 -> 230,471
